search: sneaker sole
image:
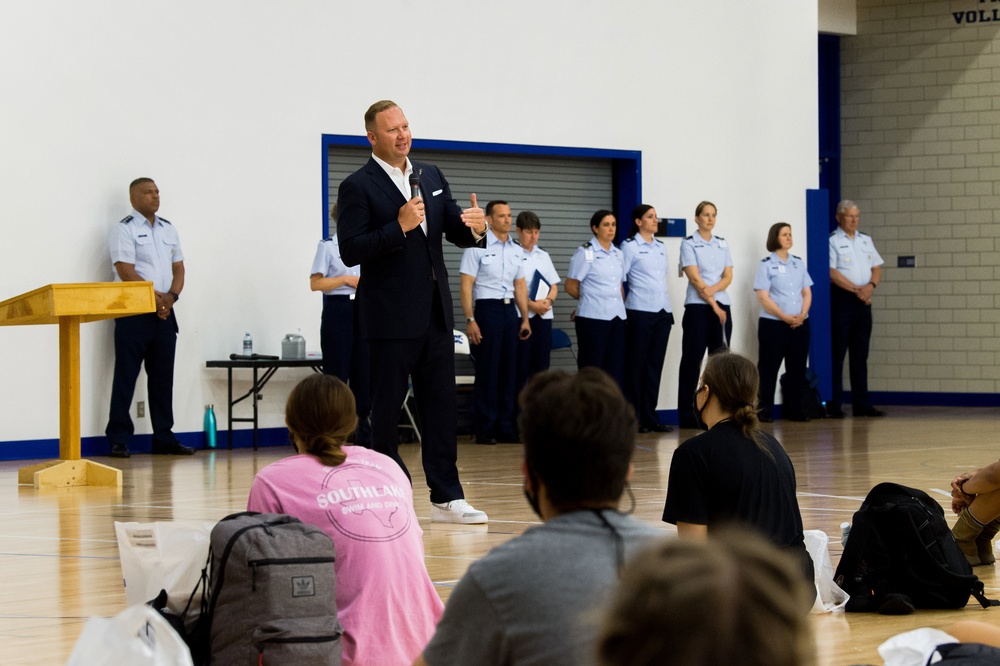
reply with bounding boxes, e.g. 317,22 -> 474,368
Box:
431,512 -> 488,525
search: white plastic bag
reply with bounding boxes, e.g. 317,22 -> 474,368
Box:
805,529 -> 850,613
115,521 -> 214,621
878,627 -> 958,666
65,604 -> 194,666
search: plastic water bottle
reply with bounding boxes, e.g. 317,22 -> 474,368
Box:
243,332 -> 253,355
840,521 -> 851,547
204,404 -> 217,449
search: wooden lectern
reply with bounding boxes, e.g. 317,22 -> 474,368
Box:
0,283 -> 155,488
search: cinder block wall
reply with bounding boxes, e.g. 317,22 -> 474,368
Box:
840,0 -> 1000,395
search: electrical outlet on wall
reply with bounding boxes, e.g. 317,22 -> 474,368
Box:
137,401 -> 145,418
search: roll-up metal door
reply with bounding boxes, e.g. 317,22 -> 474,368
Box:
327,145 -> 614,372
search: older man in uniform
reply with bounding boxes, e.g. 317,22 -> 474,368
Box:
106,178 -> 194,457
828,199 -> 885,418
460,200 -> 531,444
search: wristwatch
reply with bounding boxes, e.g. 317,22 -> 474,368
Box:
466,317 -> 475,324
168,291 -> 180,302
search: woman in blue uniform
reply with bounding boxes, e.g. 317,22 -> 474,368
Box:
564,209 -> 626,388
622,204 -> 673,433
677,201 -> 733,429
753,222 -> 813,422
310,205 -> 370,446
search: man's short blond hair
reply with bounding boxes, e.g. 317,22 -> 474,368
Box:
364,100 -> 399,131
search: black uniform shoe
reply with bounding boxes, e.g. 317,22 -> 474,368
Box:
827,407 -> 845,419
650,423 -> 673,433
855,407 -> 887,417
637,425 -> 651,434
497,432 -> 521,443
152,441 -> 196,455
110,444 -> 130,459
475,436 -> 498,445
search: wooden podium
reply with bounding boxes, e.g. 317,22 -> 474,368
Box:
0,283 -> 156,488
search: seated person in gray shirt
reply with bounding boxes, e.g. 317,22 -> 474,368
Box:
415,367 -> 662,666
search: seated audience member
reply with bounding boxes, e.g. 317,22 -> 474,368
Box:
662,350 -> 815,601
415,368 -> 661,666
247,374 -> 442,666
951,460 -> 1000,566
597,529 -> 817,666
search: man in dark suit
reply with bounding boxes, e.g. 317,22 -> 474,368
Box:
338,100 -> 489,524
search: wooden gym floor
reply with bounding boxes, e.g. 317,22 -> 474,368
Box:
1,405 -> 998,665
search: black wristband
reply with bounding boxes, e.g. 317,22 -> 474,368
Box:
168,291 -> 179,302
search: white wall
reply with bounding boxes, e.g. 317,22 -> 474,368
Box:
0,1 -> 818,450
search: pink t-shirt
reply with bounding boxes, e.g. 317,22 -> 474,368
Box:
247,446 -> 444,666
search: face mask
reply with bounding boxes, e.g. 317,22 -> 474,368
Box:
692,387 -> 709,431
523,468 -> 543,519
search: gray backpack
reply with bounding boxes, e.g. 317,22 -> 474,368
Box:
186,512 -> 342,665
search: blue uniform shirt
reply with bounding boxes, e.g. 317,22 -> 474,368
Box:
753,253 -> 814,321
829,227 -> 884,287
108,210 -> 184,292
310,234 -> 360,297
621,235 -> 672,314
460,229 -> 525,301
518,243 -> 561,321
568,240 -> 626,320
679,233 -> 733,306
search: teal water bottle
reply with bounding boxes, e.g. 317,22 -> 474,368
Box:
204,404 -> 217,449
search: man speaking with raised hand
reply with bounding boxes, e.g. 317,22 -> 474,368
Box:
338,100 -> 489,524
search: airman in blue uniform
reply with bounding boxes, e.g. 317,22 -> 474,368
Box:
677,201 -> 733,429
459,201 -> 530,444
828,200 -> 885,418
565,209 -> 626,388
622,204 -> 674,433
310,215 -> 370,447
106,178 -> 193,458
753,223 -> 814,422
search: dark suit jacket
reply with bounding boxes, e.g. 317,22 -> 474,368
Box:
338,158 -> 484,340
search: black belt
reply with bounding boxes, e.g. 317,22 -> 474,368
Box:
478,298 -> 514,305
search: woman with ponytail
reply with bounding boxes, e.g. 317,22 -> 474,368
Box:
661,351 -> 814,591
247,373 -> 444,666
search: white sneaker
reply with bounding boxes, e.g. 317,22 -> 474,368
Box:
431,499 -> 488,524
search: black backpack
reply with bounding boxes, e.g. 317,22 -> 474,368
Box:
179,512 -> 343,665
834,483 -> 998,612
780,368 -> 826,420
929,643 -> 1000,664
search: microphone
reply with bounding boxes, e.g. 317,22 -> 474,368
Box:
409,172 -> 422,200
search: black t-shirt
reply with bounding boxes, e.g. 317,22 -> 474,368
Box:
662,420 -> 805,550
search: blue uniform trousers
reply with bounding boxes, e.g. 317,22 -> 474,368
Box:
516,317 -> 552,396
625,309 -> 673,428
321,295 -> 371,447
757,317 -> 811,419
575,315 -> 625,389
106,311 -> 178,448
830,286 -> 874,412
677,303 -> 732,428
471,300 -> 520,439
